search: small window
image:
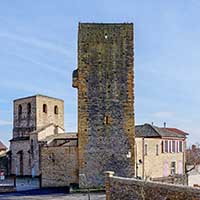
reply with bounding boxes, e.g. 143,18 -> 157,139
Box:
171,161 -> 176,175
43,104 -> 47,113
27,103 -> 31,115
179,141 -> 183,152
161,141 -> 164,153
144,144 -> 148,156
18,105 -> 22,117
54,106 -> 58,114
104,115 -> 110,125
164,141 -> 168,153
156,144 -> 159,155
172,141 -> 176,153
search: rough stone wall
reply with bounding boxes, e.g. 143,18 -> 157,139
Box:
105,172 -> 200,200
10,140 -> 31,175
151,175 -> 187,185
13,96 -> 37,138
74,23 -> 135,187
36,95 -> 64,129
41,146 -> 78,187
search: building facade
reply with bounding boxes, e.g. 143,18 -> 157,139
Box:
10,95 -> 64,176
135,124 -> 187,180
73,23 -> 135,187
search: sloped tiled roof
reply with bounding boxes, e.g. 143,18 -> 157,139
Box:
135,124 -> 186,139
165,128 -> 189,136
0,141 -> 7,150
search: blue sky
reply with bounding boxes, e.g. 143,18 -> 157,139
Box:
0,0 -> 200,147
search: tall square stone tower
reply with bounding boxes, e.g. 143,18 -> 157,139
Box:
73,23 -> 135,187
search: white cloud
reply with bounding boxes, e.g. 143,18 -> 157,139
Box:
0,32 -> 69,56
5,51 -> 66,77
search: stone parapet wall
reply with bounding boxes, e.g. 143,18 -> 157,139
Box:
151,175 -> 187,185
105,171 -> 200,200
41,146 -> 78,188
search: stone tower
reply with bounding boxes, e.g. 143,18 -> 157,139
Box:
10,94 -> 64,175
73,23 -> 135,187
13,94 -> 64,139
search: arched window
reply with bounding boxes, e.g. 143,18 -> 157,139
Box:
18,105 -> 22,117
43,104 -> 47,113
54,106 -> 58,114
27,103 -> 31,115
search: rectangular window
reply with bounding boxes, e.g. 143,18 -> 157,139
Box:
144,144 -> 148,156
169,141 -> 171,153
161,141 -> 164,153
179,141 -> 183,152
164,141 -> 168,153
156,144 -> 159,155
172,141 -> 176,153
171,161 -> 176,175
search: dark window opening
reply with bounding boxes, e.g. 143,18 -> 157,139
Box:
179,141 -> 183,152
54,106 -> 58,114
164,141 -> 168,153
161,141 -> 164,153
171,161 -> 176,175
18,105 -> 22,119
172,141 -> 176,153
43,104 -> 47,113
105,116 -> 109,125
156,144 -> 159,155
27,103 -> 31,115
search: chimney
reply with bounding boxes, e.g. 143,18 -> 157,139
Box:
164,122 -> 166,128
151,122 -> 154,126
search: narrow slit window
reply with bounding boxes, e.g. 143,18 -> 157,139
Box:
18,105 -> 22,117
43,104 -> 47,113
104,115 -> 110,125
144,144 -> 148,156
27,103 -> 31,115
54,106 -> 58,114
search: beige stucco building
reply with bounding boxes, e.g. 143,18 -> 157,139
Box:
135,124 -> 188,180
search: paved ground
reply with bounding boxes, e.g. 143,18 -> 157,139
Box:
0,192 -> 106,200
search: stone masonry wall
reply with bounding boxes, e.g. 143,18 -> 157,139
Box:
36,95 -> 64,129
13,96 -> 37,138
10,140 -> 31,175
105,171 -> 200,200
74,23 -> 135,188
41,146 -> 78,187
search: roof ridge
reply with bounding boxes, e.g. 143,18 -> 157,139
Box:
147,124 -> 161,137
